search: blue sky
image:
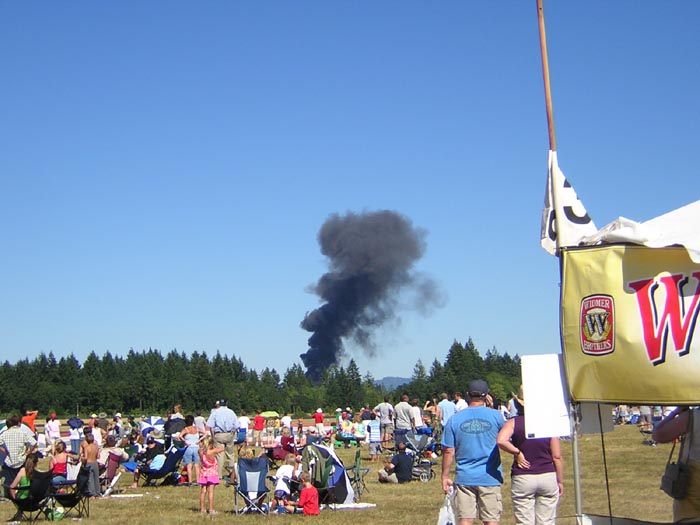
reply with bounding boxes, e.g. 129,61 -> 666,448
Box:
1,2 -> 698,379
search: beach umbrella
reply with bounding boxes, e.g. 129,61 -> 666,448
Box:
260,411 -> 279,418
139,416 -> 165,436
67,416 -> 84,429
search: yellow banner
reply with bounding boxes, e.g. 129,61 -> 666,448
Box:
561,245 -> 700,404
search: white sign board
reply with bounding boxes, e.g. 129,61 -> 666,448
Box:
521,354 -> 572,438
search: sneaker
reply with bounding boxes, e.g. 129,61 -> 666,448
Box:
208,510 -> 218,515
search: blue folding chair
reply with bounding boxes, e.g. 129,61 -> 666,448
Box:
233,457 -> 270,514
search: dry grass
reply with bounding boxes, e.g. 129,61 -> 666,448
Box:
1,424 -> 673,523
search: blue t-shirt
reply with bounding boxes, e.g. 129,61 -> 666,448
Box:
438,399 -> 456,426
441,405 -> 504,487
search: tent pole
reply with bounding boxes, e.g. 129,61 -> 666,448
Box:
571,401 -> 583,524
536,0 -> 557,152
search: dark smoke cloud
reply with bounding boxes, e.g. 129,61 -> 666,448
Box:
300,210 -> 444,382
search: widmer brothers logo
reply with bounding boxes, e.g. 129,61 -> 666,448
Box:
580,294 -> 615,355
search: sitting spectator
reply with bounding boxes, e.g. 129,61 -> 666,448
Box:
270,453 -> 300,512
9,453 -> 39,500
378,441 -> 413,484
305,427 -> 322,445
353,416 -> 367,443
284,471 -> 319,515
129,437 -> 165,489
49,441 -> 77,486
280,427 -> 296,454
165,404 -> 186,443
99,435 -> 129,469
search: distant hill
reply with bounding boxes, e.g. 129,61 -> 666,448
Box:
375,376 -> 410,390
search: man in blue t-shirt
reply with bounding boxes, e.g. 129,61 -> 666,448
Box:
441,380 -> 504,525
438,392 -> 456,428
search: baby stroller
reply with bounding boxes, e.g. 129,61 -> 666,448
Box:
405,431 -> 436,483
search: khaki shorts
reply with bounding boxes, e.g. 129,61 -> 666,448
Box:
453,484 -> 502,522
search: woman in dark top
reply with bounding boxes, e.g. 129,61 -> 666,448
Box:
497,400 -> 563,525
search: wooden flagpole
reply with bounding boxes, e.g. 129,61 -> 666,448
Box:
537,2 -> 583,523
537,0 -> 557,152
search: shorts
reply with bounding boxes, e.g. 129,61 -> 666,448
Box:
183,446 -> 200,465
453,485 -> 502,522
274,490 -> 289,501
380,423 -> 394,434
369,442 -> 382,456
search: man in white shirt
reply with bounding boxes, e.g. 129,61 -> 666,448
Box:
238,412 -> 250,432
45,413 -> 62,453
454,392 -> 468,412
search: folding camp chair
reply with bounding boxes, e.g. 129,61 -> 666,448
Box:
123,446 -> 186,487
639,422 -> 656,446
53,466 -> 91,519
234,456 -> 270,514
6,470 -> 54,523
346,449 -> 370,502
101,451 -> 126,495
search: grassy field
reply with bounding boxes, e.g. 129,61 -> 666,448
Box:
1,424 -> 674,524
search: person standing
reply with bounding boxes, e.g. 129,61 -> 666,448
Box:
253,410 -> 265,447
412,398 -> 426,430
439,393 -> 456,429
205,399 -> 239,483
454,392 -> 468,412
653,406 -> 700,522
194,410 -> 207,433
80,433 -> 101,497
313,409 -> 325,435
180,415 -> 202,486
441,380 -> 505,525
198,437 -> 225,515
20,408 -> 39,437
0,415 -> 37,496
374,397 -> 394,445
45,413 -> 61,454
394,394 -> 414,445
367,413 -> 382,461
497,399 -> 563,525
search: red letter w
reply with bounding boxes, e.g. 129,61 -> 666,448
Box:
628,272 -> 700,365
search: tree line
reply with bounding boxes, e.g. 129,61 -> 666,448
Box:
0,338 -> 521,417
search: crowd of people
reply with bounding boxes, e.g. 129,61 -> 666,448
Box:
2,387 -> 695,522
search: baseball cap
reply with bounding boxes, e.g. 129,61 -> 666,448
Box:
468,380 -> 489,397
316,408 -> 323,413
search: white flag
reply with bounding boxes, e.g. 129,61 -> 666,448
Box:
540,151 -> 597,255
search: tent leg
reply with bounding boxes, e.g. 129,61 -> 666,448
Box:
571,401 -> 584,525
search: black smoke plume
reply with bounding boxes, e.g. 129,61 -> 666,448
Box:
300,210 -> 443,382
